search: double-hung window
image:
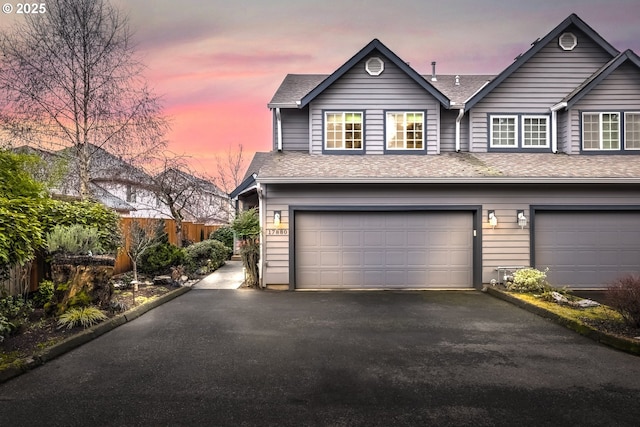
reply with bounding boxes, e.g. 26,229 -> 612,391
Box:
582,112 -> 620,150
386,112 -> 424,150
325,112 -> 363,150
625,112 -> 640,150
490,116 -> 517,148
522,116 -> 549,148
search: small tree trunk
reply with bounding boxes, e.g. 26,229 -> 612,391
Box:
240,238 -> 260,288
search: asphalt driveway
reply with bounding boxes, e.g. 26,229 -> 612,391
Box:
1,290 -> 640,426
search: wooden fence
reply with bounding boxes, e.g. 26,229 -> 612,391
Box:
1,219 -> 222,295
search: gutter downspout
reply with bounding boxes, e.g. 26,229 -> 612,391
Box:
257,182 -> 265,288
275,108 -> 283,152
455,108 -> 465,152
550,102 -> 567,154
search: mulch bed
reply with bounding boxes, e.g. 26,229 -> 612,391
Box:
1,283 -> 171,361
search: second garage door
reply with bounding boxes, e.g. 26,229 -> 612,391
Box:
294,211 -> 473,289
535,211 -> 640,288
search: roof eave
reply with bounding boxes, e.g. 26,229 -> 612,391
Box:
256,176 -> 640,185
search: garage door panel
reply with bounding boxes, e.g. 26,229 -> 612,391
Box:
535,212 -> 640,288
296,211 -> 473,289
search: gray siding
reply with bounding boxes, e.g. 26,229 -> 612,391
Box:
280,107 -> 310,151
440,109 -> 469,152
469,27 -> 613,152
260,183 -> 640,287
566,63 -> 640,152
309,54 -> 440,155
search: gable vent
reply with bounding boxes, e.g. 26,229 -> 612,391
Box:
365,57 -> 384,76
559,32 -> 577,51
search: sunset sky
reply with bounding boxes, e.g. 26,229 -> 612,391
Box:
2,0 -> 640,176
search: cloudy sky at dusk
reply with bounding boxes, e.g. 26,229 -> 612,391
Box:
3,0 -> 640,176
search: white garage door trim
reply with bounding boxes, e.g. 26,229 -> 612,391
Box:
289,206 -> 482,290
532,206 -> 640,289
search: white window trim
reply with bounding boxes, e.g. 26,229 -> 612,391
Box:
489,115 -> 518,148
324,111 -> 363,150
365,57 -> 384,76
385,111 -> 425,150
624,112 -> 640,150
582,112 -> 621,151
521,115 -> 550,148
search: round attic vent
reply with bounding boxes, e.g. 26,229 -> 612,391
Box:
559,32 -> 577,51
365,57 -> 384,76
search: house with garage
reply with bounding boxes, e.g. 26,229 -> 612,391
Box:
232,14 -> 640,290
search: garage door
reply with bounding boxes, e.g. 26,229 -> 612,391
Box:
535,211 -> 640,288
294,211 -> 473,289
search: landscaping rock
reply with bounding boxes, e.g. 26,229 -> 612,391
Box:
153,275 -> 174,286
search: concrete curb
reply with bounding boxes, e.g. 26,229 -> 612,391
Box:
0,286 -> 191,384
486,287 -> 640,356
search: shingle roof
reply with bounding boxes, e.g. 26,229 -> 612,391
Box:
429,75 -> 494,106
268,73 -> 494,109
251,151 -> 640,184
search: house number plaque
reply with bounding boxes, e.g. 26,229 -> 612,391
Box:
267,228 -> 288,236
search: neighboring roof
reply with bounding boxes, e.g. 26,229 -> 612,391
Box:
465,13 -> 620,110
251,151 -> 640,184
297,39 -> 450,109
558,49 -> 640,109
89,183 -> 135,213
157,167 -> 226,197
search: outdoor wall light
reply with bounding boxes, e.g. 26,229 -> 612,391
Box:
488,210 -> 498,229
517,210 -> 528,229
273,210 -> 281,227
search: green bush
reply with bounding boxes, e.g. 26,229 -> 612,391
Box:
33,280 -> 55,308
57,306 -> 107,330
0,295 -> 33,340
138,242 -> 185,275
46,224 -> 104,256
39,199 -> 121,254
210,226 -> 234,250
607,275 -> 640,328
506,268 -> 550,293
184,239 -> 232,274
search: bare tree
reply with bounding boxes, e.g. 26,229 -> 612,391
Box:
150,152 -> 228,247
121,218 -> 162,284
0,0 -> 168,198
215,144 -> 247,193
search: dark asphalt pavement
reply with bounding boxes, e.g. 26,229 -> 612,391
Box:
1,290 -> 640,426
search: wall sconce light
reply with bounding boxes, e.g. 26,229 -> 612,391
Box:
273,210 -> 281,227
517,210 -> 527,229
488,210 -> 498,229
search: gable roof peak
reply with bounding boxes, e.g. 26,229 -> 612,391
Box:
298,38 -> 450,108
465,13 -> 620,110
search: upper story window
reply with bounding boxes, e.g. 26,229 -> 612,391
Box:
490,115 -> 549,149
522,116 -> 549,148
583,112 -> 620,151
386,112 -> 424,150
490,116 -> 517,148
625,112 -> 640,150
325,112 -> 363,150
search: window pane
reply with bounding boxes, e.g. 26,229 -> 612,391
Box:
325,112 -> 362,150
386,112 -> 423,149
626,113 -> 640,149
523,117 -> 548,147
583,114 -> 599,150
492,117 -> 516,147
